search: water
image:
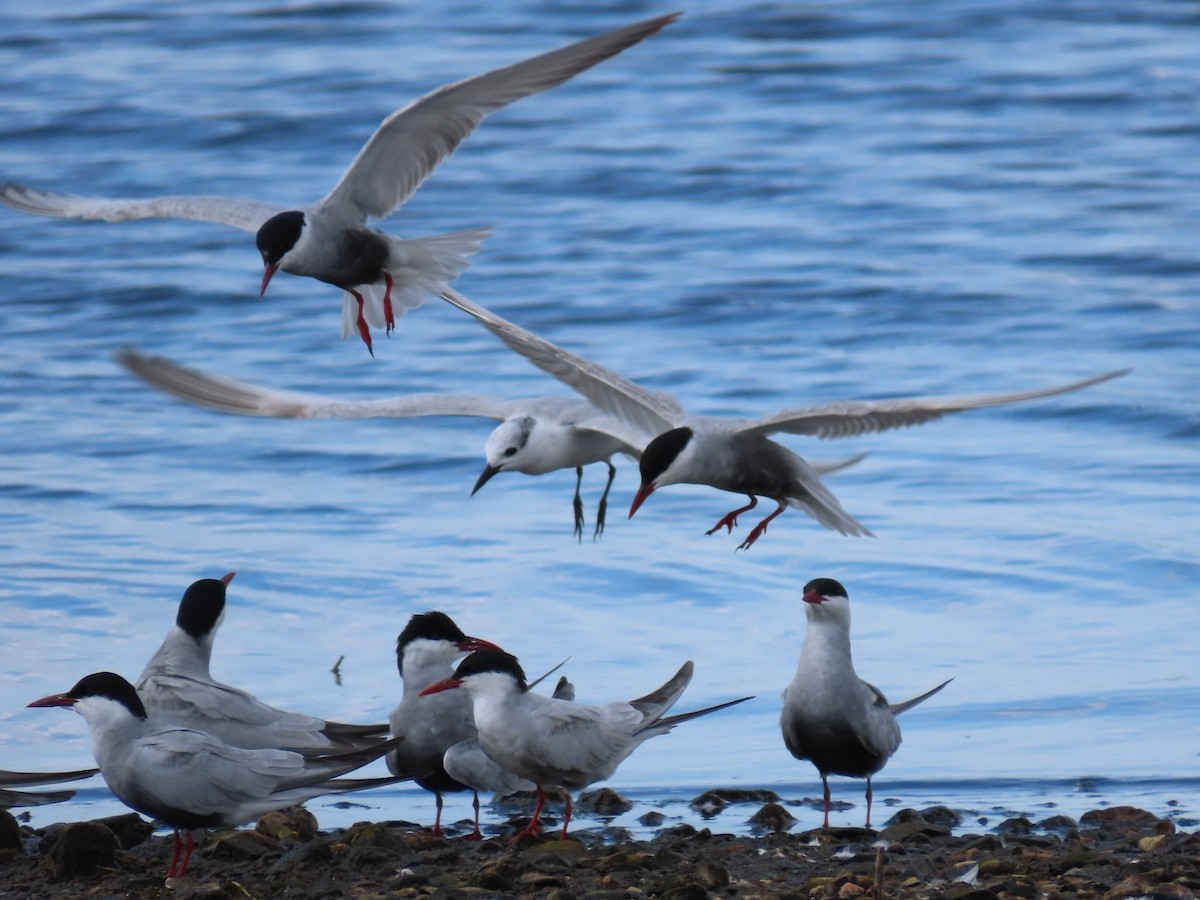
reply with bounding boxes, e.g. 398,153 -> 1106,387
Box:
0,1 -> 1197,838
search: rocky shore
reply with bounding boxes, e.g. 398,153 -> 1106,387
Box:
1,790 -> 1195,900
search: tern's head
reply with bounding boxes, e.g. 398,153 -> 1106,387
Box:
630,427 -> 694,517
801,577 -> 851,625
473,417 -> 538,493
175,572 -> 235,647
396,611 -> 499,678
418,648 -> 527,697
28,671 -> 148,725
255,210 -> 306,296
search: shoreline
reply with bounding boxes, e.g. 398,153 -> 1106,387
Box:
2,794 -> 1196,900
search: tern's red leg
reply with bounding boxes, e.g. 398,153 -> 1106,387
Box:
350,289 -> 374,356
177,831 -> 195,877
560,791 -> 573,841
509,785 -> 547,844
432,792 -> 444,837
461,790 -> 484,841
166,830 -> 182,878
865,778 -> 873,829
383,272 -> 395,334
822,775 -> 831,829
707,495 -> 757,535
737,500 -> 786,551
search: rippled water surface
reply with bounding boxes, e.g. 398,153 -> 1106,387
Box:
1,1 -> 1197,836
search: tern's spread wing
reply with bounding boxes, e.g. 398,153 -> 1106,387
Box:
0,787 -> 78,808
0,183 -> 283,233
740,369 -> 1129,439
442,287 -> 684,438
317,14 -> 678,223
118,350 -> 519,421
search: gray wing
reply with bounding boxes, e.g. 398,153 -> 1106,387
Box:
889,677 -> 953,716
0,182 -> 283,233
627,661 -> 692,726
0,788 -> 78,808
442,287 -> 685,438
318,14 -> 678,223
860,681 -> 903,760
739,370 -> 1130,439
117,350 -> 519,421
0,767 -> 98,787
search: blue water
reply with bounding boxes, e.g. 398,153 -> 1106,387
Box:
1,1 -> 1197,838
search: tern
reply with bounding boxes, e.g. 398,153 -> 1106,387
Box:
136,572 -> 387,751
420,648 -> 752,842
440,287 -> 1129,549
0,767 -> 98,809
116,349 -> 642,541
0,14 -> 678,355
441,675 -> 576,838
385,611 -> 502,836
28,672 -> 407,878
780,578 -> 951,828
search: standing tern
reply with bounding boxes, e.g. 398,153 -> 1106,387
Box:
137,572 -> 387,751
780,578 -> 951,829
385,611 -> 502,837
29,672 -> 407,878
0,767 -> 98,809
441,675 -> 577,838
115,349 -> 866,540
0,14 -> 678,355
440,287 -> 1129,549
420,648 -> 752,842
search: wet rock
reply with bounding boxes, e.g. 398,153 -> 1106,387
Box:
1079,806 -> 1161,833
696,860 -> 730,887
639,810 -> 666,827
256,806 -> 318,843
997,817 -> 1035,835
93,812 -> 153,850
879,820 -> 951,843
919,805 -> 964,828
0,811 -> 19,853
1039,814 -> 1079,832
690,789 -> 779,815
658,882 -> 707,900
43,821 -> 117,881
205,829 -> 282,862
578,788 -> 633,816
749,802 -> 796,833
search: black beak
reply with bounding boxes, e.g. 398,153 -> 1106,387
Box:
472,464 -> 501,495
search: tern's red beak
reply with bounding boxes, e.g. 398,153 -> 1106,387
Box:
27,692 -> 75,709
220,571 -> 236,586
419,678 -> 463,696
629,483 -> 655,518
457,636 -> 500,654
802,590 -> 827,605
260,263 -> 279,297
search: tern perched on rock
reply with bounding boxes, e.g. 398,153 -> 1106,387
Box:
136,573 -> 387,751
421,648 -> 751,842
441,287 -> 1127,549
780,578 -> 951,828
0,14 -> 678,354
29,672 -> 406,878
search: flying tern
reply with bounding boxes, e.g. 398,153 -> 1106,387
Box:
440,287 -> 1129,549
0,14 -> 678,355
28,672 -> 406,878
0,767 -> 98,809
420,648 -> 751,842
136,572 -> 387,751
780,578 -> 951,828
115,349 -> 867,540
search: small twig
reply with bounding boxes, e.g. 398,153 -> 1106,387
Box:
874,845 -> 885,899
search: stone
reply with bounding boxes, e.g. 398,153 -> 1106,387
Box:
749,802 -> 796,833
695,861 -> 730,888
578,788 -> 633,816
93,813 -> 153,850
1079,807 -> 1161,833
43,821 -> 117,881
0,811 -> 19,853
256,806 -> 318,843
205,829 -> 281,861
